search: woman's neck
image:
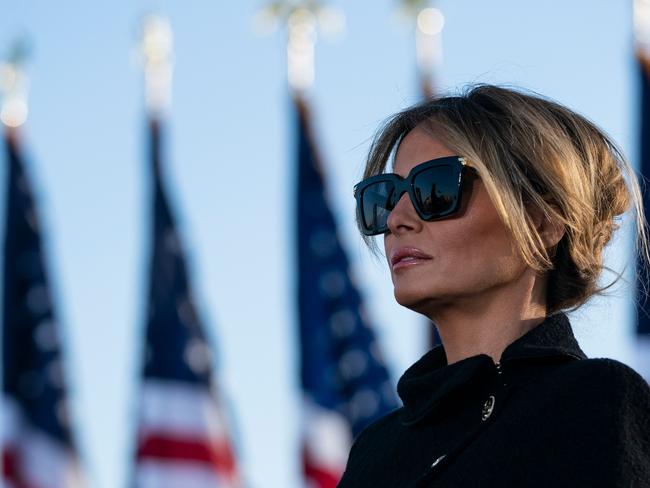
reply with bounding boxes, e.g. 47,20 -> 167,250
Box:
428,270 -> 548,365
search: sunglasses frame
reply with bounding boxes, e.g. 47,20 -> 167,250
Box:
354,156 -> 475,236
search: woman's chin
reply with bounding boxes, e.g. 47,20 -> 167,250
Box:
393,286 -> 440,314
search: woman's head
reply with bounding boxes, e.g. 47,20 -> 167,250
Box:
358,84 -> 648,314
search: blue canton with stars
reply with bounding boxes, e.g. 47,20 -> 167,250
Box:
2,131 -> 74,445
295,98 -> 400,437
142,120 -> 214,386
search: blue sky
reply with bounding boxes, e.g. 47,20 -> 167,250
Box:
1,1 -> 643,487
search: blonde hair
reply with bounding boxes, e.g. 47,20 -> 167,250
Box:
361,85 -> 649,314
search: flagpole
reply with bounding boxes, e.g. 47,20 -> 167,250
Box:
139,13 -> 173,120
1,39 -> 30,144
256,1 -> 344,100
255,0 -> 345,179
137,12 -> 173,196
635,0 -> 650,75
398,0 -> 445,99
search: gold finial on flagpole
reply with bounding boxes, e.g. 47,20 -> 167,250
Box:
138,13 -> 173,116
1,38 -> 31,128
398,0 -> 445,98
254,1 -> 345,94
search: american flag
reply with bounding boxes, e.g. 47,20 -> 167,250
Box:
636,52 -> 650,381
133,119 -> 240,487
294,97 -> 399,487
1,128 -> 84,488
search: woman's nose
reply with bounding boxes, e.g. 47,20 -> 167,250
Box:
386,192 -> 423,235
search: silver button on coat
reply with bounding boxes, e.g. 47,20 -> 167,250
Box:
482,395 -> 495,421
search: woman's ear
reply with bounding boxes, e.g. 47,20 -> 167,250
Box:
527,204 -> 565,250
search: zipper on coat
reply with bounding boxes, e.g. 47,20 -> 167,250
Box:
493,360 -> 507,387
494,361 -> 503,375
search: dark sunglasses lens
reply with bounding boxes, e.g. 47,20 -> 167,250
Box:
360,181 -> 396,233
412,165 -> 459,217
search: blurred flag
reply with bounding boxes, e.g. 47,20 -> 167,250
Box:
133,119 -> 240,487
294,96 -> 399,487
636,53 -> 650,381
1,128 -> 83,488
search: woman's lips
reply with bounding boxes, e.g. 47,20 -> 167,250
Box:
390,247 -> 433,271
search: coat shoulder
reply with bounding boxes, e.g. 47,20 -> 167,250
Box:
338,407 -> 405,486
351,406 -> 403,446
550,357 -> 650,410
569,357 -> 649,392
554,357 -> 650,454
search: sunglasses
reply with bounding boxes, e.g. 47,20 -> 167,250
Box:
354,156 -> 476,236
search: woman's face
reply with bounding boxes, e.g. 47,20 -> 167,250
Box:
384,126 -> 529,315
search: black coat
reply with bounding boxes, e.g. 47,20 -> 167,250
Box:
338,313 -> 650,487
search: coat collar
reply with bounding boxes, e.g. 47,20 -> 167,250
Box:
397,312 -> 587,426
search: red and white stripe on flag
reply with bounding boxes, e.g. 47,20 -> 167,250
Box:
135,380 -> 239,487
302,399 -> 353,488
2,396 -> 84,488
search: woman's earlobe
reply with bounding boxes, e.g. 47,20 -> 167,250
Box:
527,204 -> 565,249
537,205 -> 566,250
525,203 -> 545,232
541,216 -> 566,250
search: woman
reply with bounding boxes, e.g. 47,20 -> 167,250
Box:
338,85 -> 650,487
